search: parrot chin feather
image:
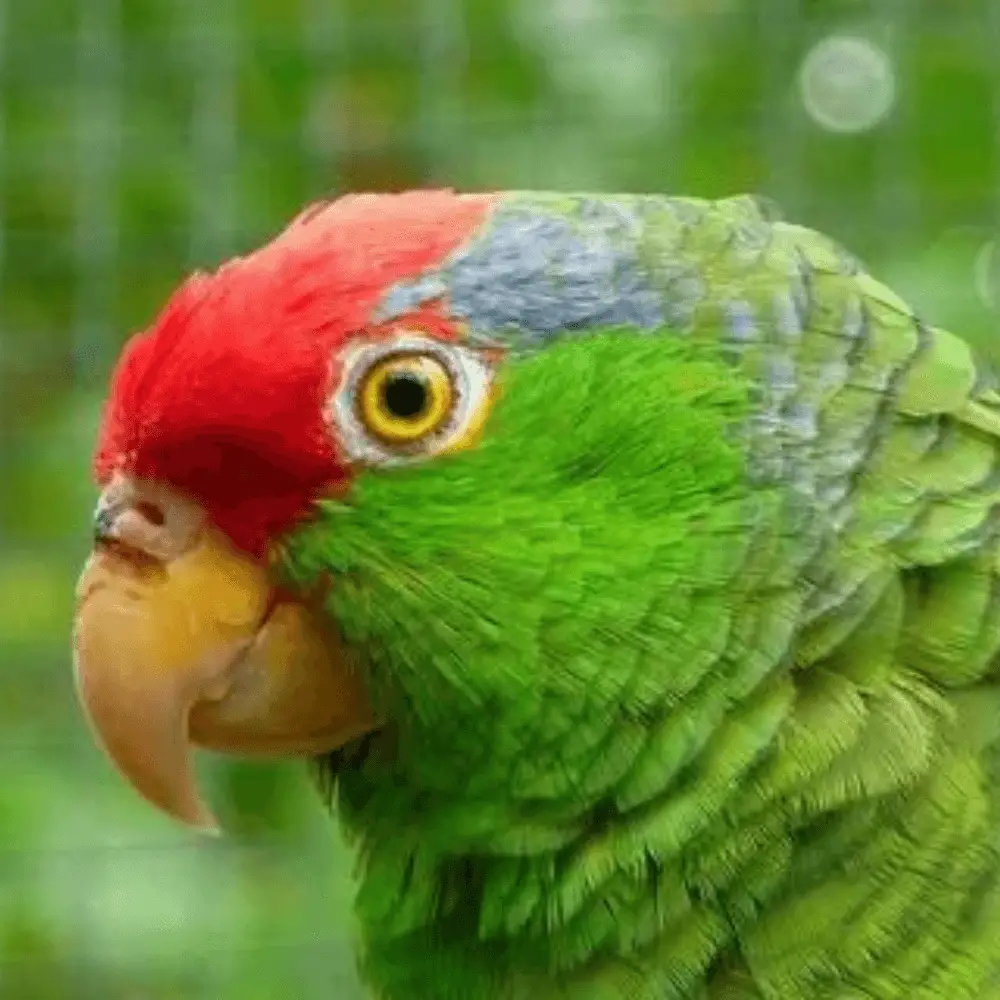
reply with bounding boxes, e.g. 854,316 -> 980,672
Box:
72,476 -> 376,833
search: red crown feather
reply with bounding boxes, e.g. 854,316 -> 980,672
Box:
94,190 -> 496,556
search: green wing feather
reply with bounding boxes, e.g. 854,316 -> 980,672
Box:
690,198 -> 1000,1000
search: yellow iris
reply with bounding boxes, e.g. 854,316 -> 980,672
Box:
357,353 -> 455,445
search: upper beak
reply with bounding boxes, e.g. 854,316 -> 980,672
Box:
72,476 -> 375,833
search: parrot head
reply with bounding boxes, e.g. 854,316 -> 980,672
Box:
73,190 -> 754,851
74,191 -> 498,830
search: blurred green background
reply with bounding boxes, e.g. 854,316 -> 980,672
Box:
1,0 -> 999,996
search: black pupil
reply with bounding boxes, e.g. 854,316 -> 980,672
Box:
381,370 -> 430,419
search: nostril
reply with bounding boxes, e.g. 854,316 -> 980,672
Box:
134,501 -> 166,527
92,499 -> 166,555
93,503 -> 117,543
92,480 -> 205,561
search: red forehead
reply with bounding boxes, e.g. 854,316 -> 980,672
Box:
94,190 -> 496,556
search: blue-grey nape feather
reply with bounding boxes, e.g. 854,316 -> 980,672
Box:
375,194 -> 703,344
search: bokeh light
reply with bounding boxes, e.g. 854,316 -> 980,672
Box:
799,35 -> 897,134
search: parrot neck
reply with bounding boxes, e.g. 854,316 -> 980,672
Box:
324,719 -> 791,1000
336,764 -> 724,1000
331,710 -> 979,1000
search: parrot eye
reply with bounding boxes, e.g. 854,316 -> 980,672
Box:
382,370 -> 428,418
358,353 -> 455,445
326,331 -> 502,466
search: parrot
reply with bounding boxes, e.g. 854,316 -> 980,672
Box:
72,189 -> 1000,1000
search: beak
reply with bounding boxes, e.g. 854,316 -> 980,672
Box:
72,477 -> 375,833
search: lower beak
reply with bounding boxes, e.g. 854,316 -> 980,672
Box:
72,526 -> 375,833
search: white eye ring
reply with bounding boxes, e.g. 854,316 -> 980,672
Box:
324,332 -> 498,466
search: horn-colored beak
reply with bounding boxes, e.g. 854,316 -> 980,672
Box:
72,478 -> 375,833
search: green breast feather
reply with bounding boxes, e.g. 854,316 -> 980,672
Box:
280,193 -> 1000,1000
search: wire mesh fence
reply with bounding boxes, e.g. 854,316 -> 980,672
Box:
1,0 -> 999,996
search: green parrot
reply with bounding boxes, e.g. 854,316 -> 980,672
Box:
73,190 -> 1000,999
